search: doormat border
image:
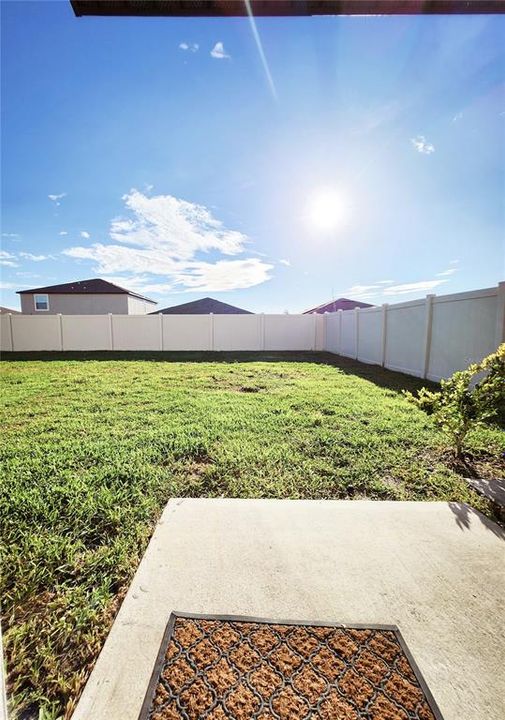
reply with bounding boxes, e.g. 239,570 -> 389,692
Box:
138,611 -> 445,720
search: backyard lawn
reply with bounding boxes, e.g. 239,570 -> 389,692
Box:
1,352 -> 504,719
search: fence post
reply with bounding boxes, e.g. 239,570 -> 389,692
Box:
57,314 -> 64,351
108,314 -> 114,350
422,294 -> 435,379
495,281 -> 505,347
338,309 -> 343,355
355,307 -> 360,359
260,313 -> 265,351
209,313 -> 214,351
6,313 -> 14,352
381,304 -> 388,367
158,313 -> 164,351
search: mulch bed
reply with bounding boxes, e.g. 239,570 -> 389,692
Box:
139,612 -> 443,720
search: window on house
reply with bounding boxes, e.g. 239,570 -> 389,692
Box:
34,294 -> 49,311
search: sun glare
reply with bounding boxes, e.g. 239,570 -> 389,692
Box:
306,188 -> 349,233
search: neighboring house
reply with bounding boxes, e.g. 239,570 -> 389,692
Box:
152,297 -> 253,315
303,298 -> 373,314
17,278 -> 157,315
0,306 -> 21,314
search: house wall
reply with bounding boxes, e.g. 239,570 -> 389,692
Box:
127,295 -> 157,315
20,293 -> 129,315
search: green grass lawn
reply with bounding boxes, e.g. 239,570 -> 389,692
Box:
1,352 -> 503,719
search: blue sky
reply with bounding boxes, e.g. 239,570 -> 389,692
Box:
1,2 -> 504,313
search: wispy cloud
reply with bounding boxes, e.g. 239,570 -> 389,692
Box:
0,251 -> 18,267
59,230 -> 68,236
2,232 -> 19,239
210,42 -> 230,60
452,112 -> 463,123
19,252 -> 51,262
0,281 -> 24,290
179,42 -> 199,53
436,268 -> 458,277
48,193 -> 66,206
383,279 -> 447,296
80,231 -> 90,239
411,136 -> 435,155
279,259 -> 291,266
345,277 -> 449,301
63,188 -> 273,293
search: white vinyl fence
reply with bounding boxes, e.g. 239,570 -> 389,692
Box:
325,283 -> 505,381
0,312 -> 325,354
1,284 -> 503,382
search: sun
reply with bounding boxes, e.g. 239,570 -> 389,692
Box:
306,188 -> 349,233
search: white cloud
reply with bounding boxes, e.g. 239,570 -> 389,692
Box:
436,268 -> 458,277
59,231 -> 68,236
175,259 -> 272,292
279,259 -> 291,266
48,193 -> 66,206
102,275 -> 174,295
179,42 -> 199,52
19,252 -> 51,262
0,250 -> 18,267
383,279 -> 447,296
80,231 -> 90,239
411,136 -> 435,155
2,233 -> 19,238
0,281 -> 23,290
452,112 -> 463,123
343,276 -> 450,301
63,189 -> 273,293
210,42 -> 230,59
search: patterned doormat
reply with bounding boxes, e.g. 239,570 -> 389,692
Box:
139,612 -> 444,720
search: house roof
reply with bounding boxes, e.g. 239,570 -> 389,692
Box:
303,298 -> 373,314
0,306 -> 21,314
70,0 -> 497,17
17,278 -> 156,304
152,297 -> 253,315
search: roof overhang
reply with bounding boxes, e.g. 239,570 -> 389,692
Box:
70,0 -> 504,17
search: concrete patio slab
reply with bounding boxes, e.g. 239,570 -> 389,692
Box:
72,500 -> 505,720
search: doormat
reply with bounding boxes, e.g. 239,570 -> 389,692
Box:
139,612 -> 444,720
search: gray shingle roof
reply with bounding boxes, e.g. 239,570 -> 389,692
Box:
152,297 -> 253,315
17,278 -> 156,304
303,298 -> 373,314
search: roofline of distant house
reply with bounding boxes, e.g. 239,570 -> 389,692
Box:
71,0 -> 504,17
17,280 -> 156,304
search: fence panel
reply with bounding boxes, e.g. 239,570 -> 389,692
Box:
325,313 -> 341,354
264,314 -> 315,350
112,315 -> 161,351
62,315 -> 111,351
10,315 -> 61,351
357,308 -> 383,365
162,315 -> 211,351
384,300 -> 425,376
0,315 -> 13,352
213,315 -> 262,351
428,291 -> 498,381
340,311 -> 356,357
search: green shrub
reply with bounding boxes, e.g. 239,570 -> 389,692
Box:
405,344 -> 505,457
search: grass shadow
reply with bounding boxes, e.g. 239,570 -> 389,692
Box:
1,350 -> 437,394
